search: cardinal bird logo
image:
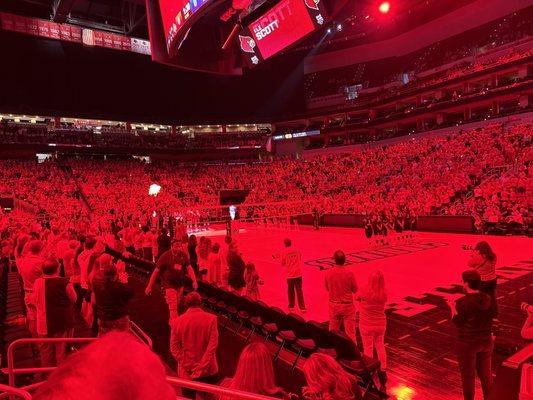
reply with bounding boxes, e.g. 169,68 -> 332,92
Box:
238,35 -> 256,53
304,0 -> 320,10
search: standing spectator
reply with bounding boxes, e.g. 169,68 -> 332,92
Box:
156,228 -> 171,261
118,223 -> 136,254
92,255 -> 134,336
170,292 -> 218,400
207,243 -> 223,286
18,240 -> 44,338
302,353 -> 362,400
56,232 -> 70,276
520,302 -> 533,340
188,235 -> 199,277
31,258 -> 76,367
219,342 -> 286,400
244,263 -> 263,300
447,270 -> 495,400
198,236 -> 212,275
62,240 -> 79,281
325,250 -> 357,342
467,241 -> 497,315
357,270 -> 388,389
227,243 -> 246,295
219,235 -> 232,288
141,226 -> 154,262
145,240 -> 198,320
77,236 -> 97,303
273,238 -> 306,313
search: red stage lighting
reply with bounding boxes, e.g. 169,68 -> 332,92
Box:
379,1 -> 390,14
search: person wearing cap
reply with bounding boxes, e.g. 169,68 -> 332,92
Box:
447,269 -> 495,400
92,254 -> 135,336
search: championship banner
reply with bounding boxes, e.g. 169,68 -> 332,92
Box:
0,12 -> 150,56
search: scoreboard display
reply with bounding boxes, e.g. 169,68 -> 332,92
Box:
239,0 -> 327,66
158,0 -> 210,52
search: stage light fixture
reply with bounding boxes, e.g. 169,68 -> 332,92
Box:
337,23 -> 342,31
379,2 -> 390,14
327,27 -> 332,34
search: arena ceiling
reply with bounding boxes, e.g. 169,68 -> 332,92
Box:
2,0 -> 478,52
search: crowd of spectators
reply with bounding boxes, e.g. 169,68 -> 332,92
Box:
1,122 -> 530,233
444,144 -> 531,233
0,122 -> 268,151
305,9 -> 533,103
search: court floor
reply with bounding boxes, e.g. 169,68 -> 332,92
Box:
198,224 -> 532,400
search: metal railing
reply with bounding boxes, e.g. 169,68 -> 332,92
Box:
4,337 -> 98,388
4,322 -> 153,389
0,375 -> 282,400
129,320 -> 153,349
166,377 -> 282,400
0,384 -> 31,400
1,339 -> 281,400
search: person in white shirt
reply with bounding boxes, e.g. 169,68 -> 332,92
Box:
273,238 -> 306,313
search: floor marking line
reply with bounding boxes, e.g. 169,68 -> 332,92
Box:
443,358 -> 458,365
398,334 -> 411,340
497,296 -> 505,300
437,319 -> 448,324
419,326 -> 430,332
509,291 -> 516,295
410,346 -> 427,354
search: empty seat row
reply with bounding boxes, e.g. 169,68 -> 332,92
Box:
196,281 -> 381,393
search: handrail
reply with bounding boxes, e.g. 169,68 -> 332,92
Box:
0,384 -> 32,400
0,375 -> 283,400
3,337 -> 280,400
129,320 -> 153,349
166,376 -> 282,400
6,337 -> 98,388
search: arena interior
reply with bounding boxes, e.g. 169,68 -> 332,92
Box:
0,0 -> 532,399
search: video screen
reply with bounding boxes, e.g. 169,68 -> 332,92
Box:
239,0 -> 327,65
158,0 -> 210,51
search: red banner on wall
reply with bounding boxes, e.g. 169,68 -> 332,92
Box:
0,12 -> 150,55
37,20 -> 50,38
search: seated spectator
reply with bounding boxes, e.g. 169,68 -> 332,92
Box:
33,332 -> 176,400
219,342 -> 287,399
302,353 -> 362,400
